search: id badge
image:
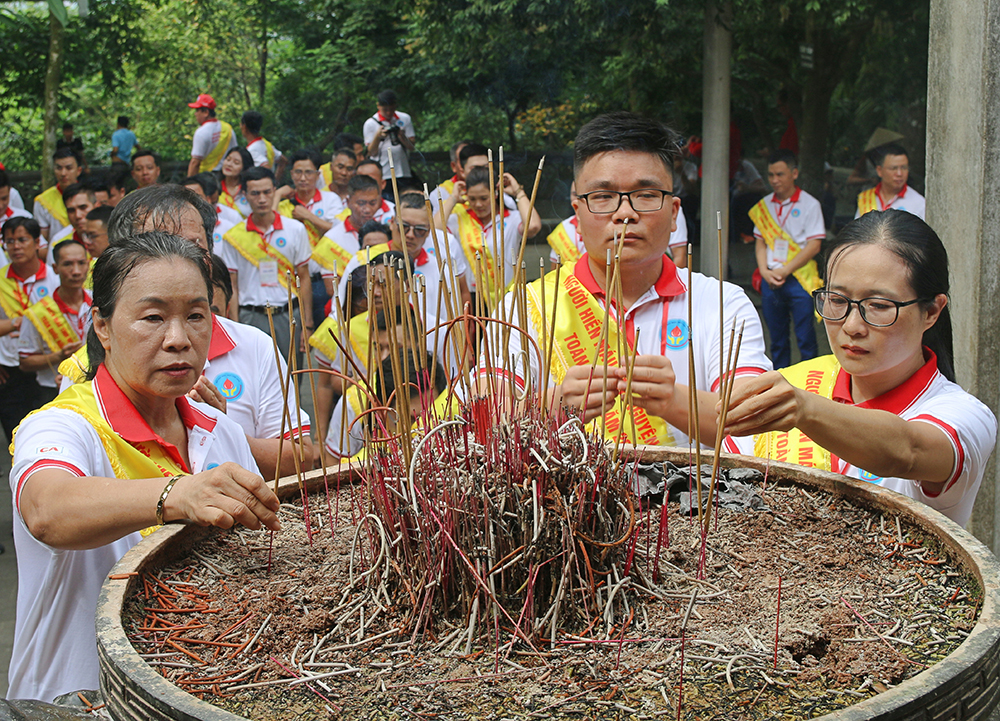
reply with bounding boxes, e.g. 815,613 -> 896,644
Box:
260,260 -> 279,287
772,239 -> 789,263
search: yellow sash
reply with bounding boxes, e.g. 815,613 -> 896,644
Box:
11,377 -> 188,536
261,138 -> 275,168
546,220 -> 580,264
59,345 -> 89,385
524,269 -> 675,446
0,269 -> 29,319
223,223 -> 295,290
278,199 -> 323,248
310,312 -> 372,373
856,188 -> 879,217
34,186 -> 68,228
199,121 -> 234,173
750,355 -> 839,471
455,208 -> 502,307
320,163 -> 333,191
748,199 -> 824,295
219,183 -> 241,213
23,296 -> 79,352
335,207 -> 350,222
312,233 -> 356,276
84,259 -> 94,291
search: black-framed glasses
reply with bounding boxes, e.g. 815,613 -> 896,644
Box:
812,289 -> 925,327
577,188 -> 674,214
401,222 -> 430,238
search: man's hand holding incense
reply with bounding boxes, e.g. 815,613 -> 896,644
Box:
614,355 -> 676,420
162,463 -> 281,532
556,364 -> 620,423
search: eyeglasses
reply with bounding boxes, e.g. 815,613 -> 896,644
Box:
812,289 -> 925,327
401,222 -> 429,238
291,169 -> 318,178
577,188 -> 674,214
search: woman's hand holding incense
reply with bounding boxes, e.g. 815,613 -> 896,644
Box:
162,463 -> 282,532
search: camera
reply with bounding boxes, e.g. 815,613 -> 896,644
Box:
384,122 -> 402,146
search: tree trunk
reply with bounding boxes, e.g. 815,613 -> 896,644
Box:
258,33 -> 267,107
42,11 -> 64,190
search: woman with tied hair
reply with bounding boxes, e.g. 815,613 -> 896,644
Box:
7,232 -> 280,702
218,146 -> 254,218
724,210 -> 996,527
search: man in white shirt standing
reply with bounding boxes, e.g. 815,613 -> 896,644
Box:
186,93 -> 237,176
363,89 -> 416,181
751,149 -> 826,369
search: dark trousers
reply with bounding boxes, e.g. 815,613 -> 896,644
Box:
760,275 -> 818,370
0,366 -> 45,445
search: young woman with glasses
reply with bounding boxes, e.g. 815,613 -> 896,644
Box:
724,210 -> 996,526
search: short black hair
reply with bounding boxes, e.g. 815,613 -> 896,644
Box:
108,166 -> 129,191
464,165 -> 491,190
86,205 -> 114,225
767,149 -> 798,169
181,173 -> 220,198
377,89 -> 398,106
573,112 -> 681,179
333,148 -> 357,164
289,148 -> 322,170
2,216 -> 40,240
240,165 -> 275,193
241,110 -> 264,136
52,237 -> 86,264
399,192 -> 425,211
334,133 -> 364,150
449,140 -> 473,163
53,147 -> 81,165
132,148 -> 160,167
459,143 -> 489,168
117,116 -> 130,128
83,175 -> 110,196
62,121 -> 73,131
359,220 -> 391,245
347,174 -> 379,195
62,182 -> 96,205
356,159 -> 382,174
0,169 -> 9,190
876,143 -> 909,166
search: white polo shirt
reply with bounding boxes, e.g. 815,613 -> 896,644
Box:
363,111 -> 415,179
32,198 -> 66,240
548,208 -> 688,264
446,208 -> 523,293
374,198 -> 395,224
219,186 -> 252,219
203,315 -> 311,440
246,138 -> 283,168
8,365 -> 258,702
282,190 -> 343,245
9,188 -> 24,210
18,289 -> 92,388
485,255 -> 772,448
0,263 -> 59,366
854,184 -> 926,220
313,218 -> 362,281
753,188 -> 825,269
325,393 -> 363,459
191,119 -> 237,171
220,214 -> 311,307
725,352 -> 995,527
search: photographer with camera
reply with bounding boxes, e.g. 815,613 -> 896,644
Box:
363,89 -> 416,183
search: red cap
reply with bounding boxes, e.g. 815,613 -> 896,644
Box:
188,93 -> 216,110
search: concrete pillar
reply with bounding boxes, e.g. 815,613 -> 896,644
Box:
925,0 -> 1000,549
699,0 -> 732,280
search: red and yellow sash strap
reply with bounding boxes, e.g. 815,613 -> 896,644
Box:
0,270 -> 29,319
11,380 -> 187,536
751,355 -> 840,471
263,139 -> 276,168
200,122 -> 234,173
546,223 -> 580,265
312,235 -> 354,276
748,200 -> 824,295
524,270 -> 675,447
455,207 -> 501,308
320,163 -> 333,191
857,188 -> 879,216
23,296 -> 79,352
309,316 -> 340,363
58,346 -> 89,385
36,186 -> 69,227
224,224 -> 294,290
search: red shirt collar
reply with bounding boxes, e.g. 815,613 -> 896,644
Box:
7,262 -> 46,283
296,189 -> 322,206
53,287 -> 90,315
92,365 -> 218,473
832,348 -> 939,414
246,213 -> 283,236
875,183 -> 908,202
3,207 -> 12,219
208,314 -> 237,360
415,248 -> 429,266
344,216 -> 358,234
377,111 -> 397,123
469,207 -> 510,231
573,254 -> 685,300
772,187 -> 802,205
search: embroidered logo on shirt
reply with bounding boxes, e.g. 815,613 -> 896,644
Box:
316,210 -> 324,217
791,209 -> 801,218
858,469 -> 881,483
275,236 -> 287,248
37,287 -> 48,297
214,372 -> 245,401
663,319 -> 690,350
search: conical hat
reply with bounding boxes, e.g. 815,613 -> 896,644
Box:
864,128 -> 905,152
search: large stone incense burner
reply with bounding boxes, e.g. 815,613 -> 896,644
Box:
97,448 -> 1000,721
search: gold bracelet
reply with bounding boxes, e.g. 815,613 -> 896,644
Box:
155,475 -> 183,525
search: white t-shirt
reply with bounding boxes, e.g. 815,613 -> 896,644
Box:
725,353 -> 996,528
752,188 -> 826,269
191,119 -> 237,171
547,208 -> 687,264
446,209 -> 523,293
854,184 -> 926,220
203,315 -> 311,440
9,188 -> 24,210
484,255 -> 772,448
0,263 -> 60,366
363,111 -> 415,179
18,289 -> 92,387
219,214 -> 311,307
246,138 -> 283,169
7,365 -> 258,702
